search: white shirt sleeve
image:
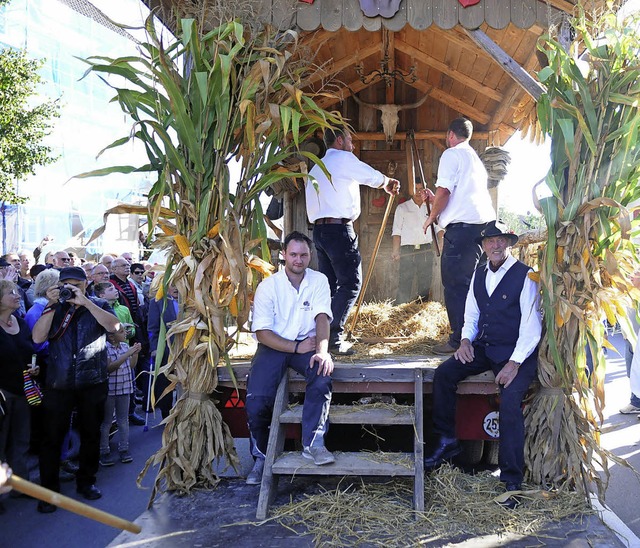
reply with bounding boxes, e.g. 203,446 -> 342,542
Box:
435,148 -> 459,193
510,273 -> 542,363
392,204 -> 405,237
250,279 -> 275,333
461,271 -> 480,342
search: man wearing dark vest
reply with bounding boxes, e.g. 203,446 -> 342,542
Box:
424,221 -> 542,508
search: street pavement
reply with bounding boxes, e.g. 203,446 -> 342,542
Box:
2,337 -> 639,547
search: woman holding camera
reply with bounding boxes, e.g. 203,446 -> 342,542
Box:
0,280 -> 37,514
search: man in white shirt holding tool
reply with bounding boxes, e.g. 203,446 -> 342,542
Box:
392,180 -> 435,303
424,221 -> 542,510
422,118 -> 495,355
307,126 -> 400,355
245,232 -> 335,486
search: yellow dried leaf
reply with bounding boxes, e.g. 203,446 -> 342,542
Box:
155,284 -> 164,300
228,295 -> 238,317
183,325 -> 196,349
528,271 -> 540,282
247,255 -> 275,277
174,235 -> 191,258
207,222 -> 220,239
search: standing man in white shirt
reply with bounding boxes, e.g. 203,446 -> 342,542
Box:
245,231 -> 335,486
306,126 -> 400,355
422,118 -> 495,355
423,221 -> 541,509
391,180 -> 434,303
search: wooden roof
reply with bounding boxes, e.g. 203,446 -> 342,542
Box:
142,0 -> 583,143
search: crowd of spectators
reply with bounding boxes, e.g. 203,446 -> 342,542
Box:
0,245 -> 176,514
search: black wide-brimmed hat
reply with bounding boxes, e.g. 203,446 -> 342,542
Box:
475,220 -> 519,246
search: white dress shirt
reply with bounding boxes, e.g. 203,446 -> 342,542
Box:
306,148 -> 389,223
436,141 -> 495,228
392,199 -> 433,246
251,268 -> 333,341
461,255 -> 542,364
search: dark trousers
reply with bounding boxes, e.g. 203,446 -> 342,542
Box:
431,346 -> 537,484
397,245 -> 433,304
313,223 -> 362,346
245,344 -> 332,460
441,224 -> 487,347
39,383 -> 107,492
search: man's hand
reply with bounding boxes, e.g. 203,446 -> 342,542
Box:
391,249 -> 400,262
296,336 -> 316,354
45,285 -> 61,306
65,285 -> 90,308
423,214 -> 437,234
384,178 -> 400,196
454,339 -> 474,364
495,361 -> 520,389
0,462 -> 12,494
310,351 -> 334,376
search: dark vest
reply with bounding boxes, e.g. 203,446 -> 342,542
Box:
473,260 -> 531,363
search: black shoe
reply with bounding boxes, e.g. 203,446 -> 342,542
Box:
424,438 -> 461,469
328,343 -> 356,356
37,501 -> 57,514
59,469 -> 75,482
76,484 -> 102,500
129,413 -> 145,426
60,460 -> 79,474
499,482 -> 522,510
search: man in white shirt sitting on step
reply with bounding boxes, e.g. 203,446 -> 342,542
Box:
245,231 -> 335,485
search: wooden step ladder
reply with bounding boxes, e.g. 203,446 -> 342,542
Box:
256,368 -> 424,520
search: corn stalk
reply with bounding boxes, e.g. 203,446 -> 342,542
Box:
525,6 -> 640,499
77,14 -> 343,503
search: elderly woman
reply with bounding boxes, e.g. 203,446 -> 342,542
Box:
24,269 -> 60,338
0,280 -> 37,513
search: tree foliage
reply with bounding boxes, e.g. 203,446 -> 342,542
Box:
0,45 -> 59,203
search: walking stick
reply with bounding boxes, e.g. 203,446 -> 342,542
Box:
7,474 -> 141,533
345,193 -> 396,339
143,356 -> 154,432
407,130 -> 441,257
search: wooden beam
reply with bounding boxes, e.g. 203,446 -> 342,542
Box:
537,0 -> 577,14
394,38 -> 503,102
302,42 -> 381,88
489,52 -> 541,132
385,29 -> 395,104
413,81 -> 491,125
463,28 -> 545,101
353,131 -> 491,141
319,76 -> 492,126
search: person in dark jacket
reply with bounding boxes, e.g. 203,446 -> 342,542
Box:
147,284 -> 179,419
423,221 -> 542,509
32,267 -> 120,513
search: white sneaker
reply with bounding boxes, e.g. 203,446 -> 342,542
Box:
619,403 -> 640,414
302,446 -> 335,465
246,459 -> 264,485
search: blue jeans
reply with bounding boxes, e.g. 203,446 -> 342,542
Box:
313,223 -> 362,345
432,345 -> 537,485
441,224 -> 487,347
245,344 -> 332,459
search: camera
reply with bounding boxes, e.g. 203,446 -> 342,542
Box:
58,285 -> 75,304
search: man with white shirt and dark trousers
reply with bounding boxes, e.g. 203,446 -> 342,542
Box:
306,126 -> 400,355
245,232 -> 335,485
423,221 -> 542,509
391,180 -> 434,303
422,118 -> 495,355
